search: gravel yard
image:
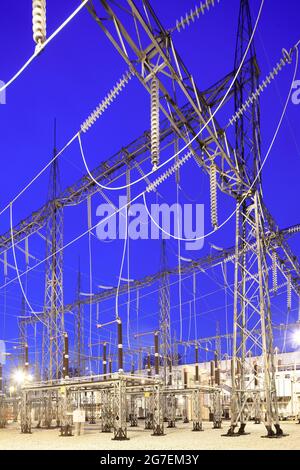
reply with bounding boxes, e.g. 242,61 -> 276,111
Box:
0,420 -> 299,450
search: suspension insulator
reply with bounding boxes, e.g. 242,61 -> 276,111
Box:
210,162 -> 218,229
33,0 -> 46,49
126,168 -> 131,210
151,76 -> 160,171
287,275 -> 292,310
272,251 -> 278,294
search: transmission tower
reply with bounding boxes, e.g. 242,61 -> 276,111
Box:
159,239 -> 171,385
42,120 -> 64,380
227,0 -> 283,437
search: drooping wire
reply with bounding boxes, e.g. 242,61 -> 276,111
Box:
9,203 -> 46,327
0,1 -> 265,220
142,45 -> 299,243
1,4 -> 272,298
116,204 -> 129,321
77,0 -> 266,195
0,0 -> 90,95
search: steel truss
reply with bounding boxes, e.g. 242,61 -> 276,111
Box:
20,391 -> 32,434
226,192 -> 285,437
151,381 -> 164,436
101,388 -> 113,432
192,389 -> 203,432
42,155 -> 64,381
0,2 -> 299,442
112,377 -> 128,440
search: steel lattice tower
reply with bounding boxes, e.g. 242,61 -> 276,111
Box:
159,239 -> 171,385
227,0 -> 283,437
42,122 -> 64,380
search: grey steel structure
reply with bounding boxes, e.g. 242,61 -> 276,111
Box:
0,0 -> 299,440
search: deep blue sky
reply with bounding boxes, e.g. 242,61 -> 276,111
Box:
0,1 -> 299,374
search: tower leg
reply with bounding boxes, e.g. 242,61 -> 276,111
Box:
20,391 -> 32,434
192,389 -> 203,432
112,378 -> 129,440
151,382 -> 164,436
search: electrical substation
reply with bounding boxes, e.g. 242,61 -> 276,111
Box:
0,0 -> 300,451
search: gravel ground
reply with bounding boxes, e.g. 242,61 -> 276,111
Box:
0,421 -> 299,450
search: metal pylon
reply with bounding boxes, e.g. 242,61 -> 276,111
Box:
42,121 -> 64,381
226,192 -> 283,437
224,0 -> 284,438
159,240 -> 171,385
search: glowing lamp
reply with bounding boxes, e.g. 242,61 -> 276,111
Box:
292,329 -> 300,347
13,369 -> 26,385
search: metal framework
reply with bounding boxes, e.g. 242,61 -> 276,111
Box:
226,0 -> 283,437
0,0 -> 299,442
159,240 -> 171,385
42,133 -> 64,381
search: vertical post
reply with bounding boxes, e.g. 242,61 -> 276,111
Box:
0,364 -> 2,394
183,369 -> 189,423
147,353 -> 151,378
168,357 -> 172,386
154,332 -> 159,377
214,351 -> 220,386
195,345 -> 199,383
103,343 -> 107,380
210,360 -> 215,386
117,319 -> 123,373
63,333 -> 69,379
254,362 -> 261,424
24,344 -> 29,374
0,364 -> 5,429
109,357 -> 112,378
212,352 -> 222,429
